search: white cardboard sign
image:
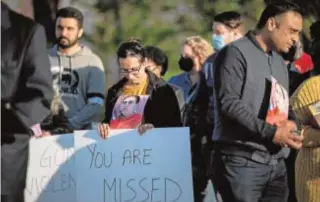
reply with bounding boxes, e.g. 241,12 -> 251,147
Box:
74,128 -> 194,202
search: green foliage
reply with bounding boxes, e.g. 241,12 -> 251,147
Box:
88,0 -> 318,84
212,0 -> 242,11
90,0 -> 210,82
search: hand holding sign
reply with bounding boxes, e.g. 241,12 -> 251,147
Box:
137,123 -> 154,135
98,123 -> 110,139
41,131 -> 52,137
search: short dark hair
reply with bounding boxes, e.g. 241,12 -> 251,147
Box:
256,1 -> 302,29
144,46 -> 168,76
310,20 -> 320,40
213,11 -> 242,29
117,38 -> 145,60
124,95 -> 140,103
56,7 -> 84,28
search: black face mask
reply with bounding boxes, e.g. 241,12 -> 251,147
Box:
178,56 -> 194,72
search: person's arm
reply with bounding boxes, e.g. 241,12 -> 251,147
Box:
68,57 -> 106,130
155,85 -> 183,127
215,46 -> 277,141
166,86 -> 183,127
103,88 -> 116,124
169,84 -> 185,118
13,24 -> 54,130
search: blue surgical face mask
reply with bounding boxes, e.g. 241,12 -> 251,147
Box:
212,34 -> 226,51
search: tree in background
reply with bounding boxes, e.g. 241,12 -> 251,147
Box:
90,0 -> 211,82
5,0 -> 319,83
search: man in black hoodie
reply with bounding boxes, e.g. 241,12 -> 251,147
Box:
211,2 -> 304,202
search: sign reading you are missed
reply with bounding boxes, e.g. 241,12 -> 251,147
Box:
74,128 -> 193,202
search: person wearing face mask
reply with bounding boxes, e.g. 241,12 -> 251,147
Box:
211,11 -> 244,51
203,11 -> 244,89
169,36 -> 214,202
202,12 -> 245,193
203,11 -> 244,133
213,11 -> 243,49
169,36 -> 214,99
144,46 -> 185,119
98,39 -> 182,138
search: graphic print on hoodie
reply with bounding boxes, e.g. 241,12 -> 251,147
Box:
49,45 -> 106,129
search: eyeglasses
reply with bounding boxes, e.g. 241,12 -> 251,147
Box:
120,64 -> 142,75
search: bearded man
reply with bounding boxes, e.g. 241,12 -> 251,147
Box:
48,7 -> 106,132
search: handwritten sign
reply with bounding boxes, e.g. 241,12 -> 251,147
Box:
24,134 -> 76,202
74,128 -> 194,202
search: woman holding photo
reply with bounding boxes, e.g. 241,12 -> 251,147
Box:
98,39 -> 182,137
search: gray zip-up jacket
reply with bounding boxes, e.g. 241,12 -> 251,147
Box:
49,45 -> 106,130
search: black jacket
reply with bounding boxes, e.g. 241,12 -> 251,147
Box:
183,72 -> 210,176
311,40 -> 320,75
183,72 -> 209,143
169,83 -> 185,120
288,63 -> 311,96
1,3 -> 54,136
104,71 -> 182,128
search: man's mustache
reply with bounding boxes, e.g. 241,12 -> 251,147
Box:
57,37 -> 69,42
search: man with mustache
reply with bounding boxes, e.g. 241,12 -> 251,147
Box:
211,2 -> 304,201
46,7 -> 106,133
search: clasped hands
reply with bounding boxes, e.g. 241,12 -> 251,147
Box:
272,120 -> 304,150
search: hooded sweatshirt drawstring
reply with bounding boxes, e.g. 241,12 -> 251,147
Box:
49,44 -> 106,130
